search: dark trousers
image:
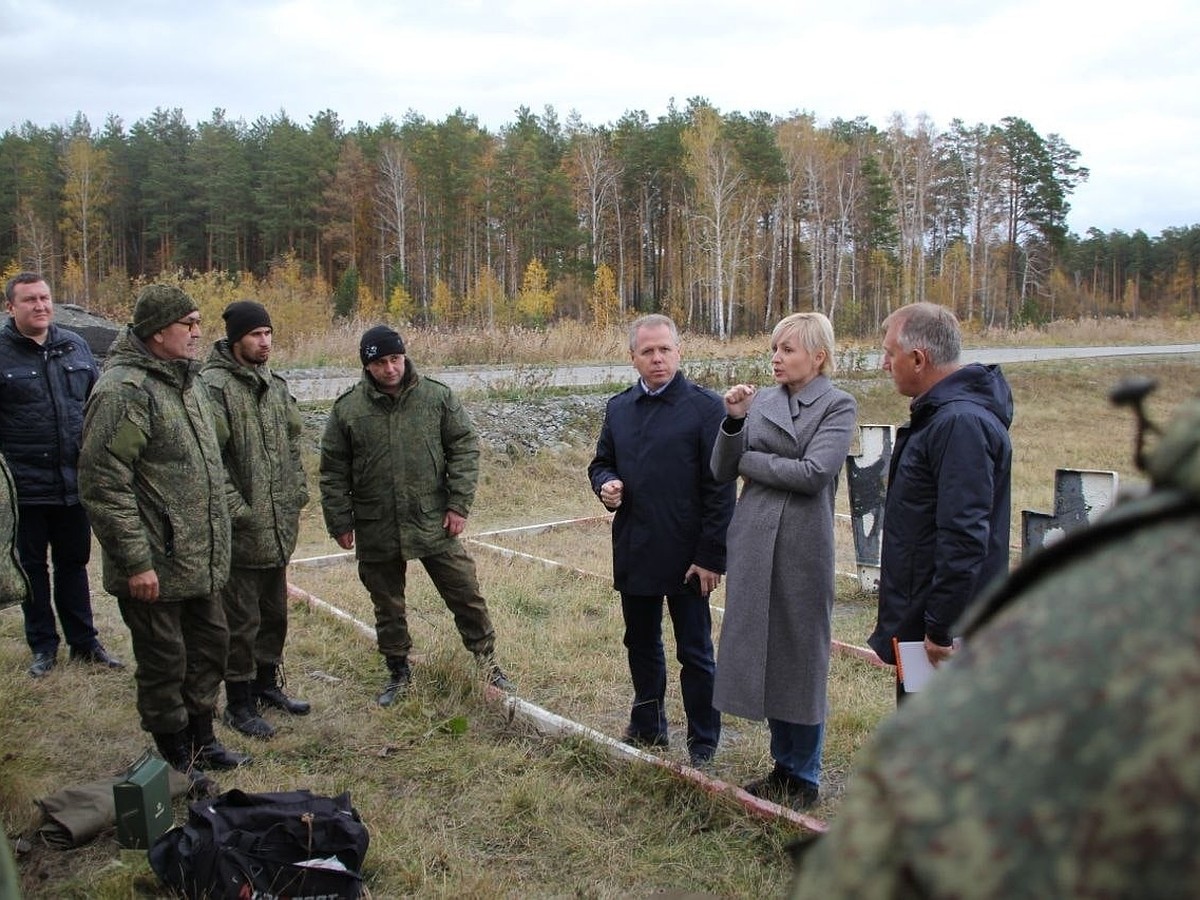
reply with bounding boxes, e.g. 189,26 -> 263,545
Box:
18,503 -> 96,655
221,566 -> 288,682
620,583 -> 720,754
118,593 -> 228,734
358,542 -> 496,660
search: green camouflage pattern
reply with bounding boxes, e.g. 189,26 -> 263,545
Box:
320,366 -> 479,562
0,455 -> 31,609
790,395 -> 1200,899
200,340 -> 309,567
79,328 -> 231,600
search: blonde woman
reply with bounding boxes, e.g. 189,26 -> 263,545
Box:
711,312 -> 856,808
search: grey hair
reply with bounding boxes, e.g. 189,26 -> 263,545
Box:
883,302 -> 961,367
628,314 -> 679,352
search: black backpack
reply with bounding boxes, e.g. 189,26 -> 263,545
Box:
148,788 -> 369,899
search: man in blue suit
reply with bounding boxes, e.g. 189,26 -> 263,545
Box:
588,314 -> 736,767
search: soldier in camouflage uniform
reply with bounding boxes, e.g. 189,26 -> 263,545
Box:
201,301 -> 310,740
320,325 -> 512,706
79,285 -> 248,797
789,389 -> 1200,898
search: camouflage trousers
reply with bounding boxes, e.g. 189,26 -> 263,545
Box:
118,593 -> 228,734
358,542 -> 496,660
220,565 -> 289,683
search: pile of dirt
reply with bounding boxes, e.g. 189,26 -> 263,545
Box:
299,392 -> 608,456
54,305 -> 121,358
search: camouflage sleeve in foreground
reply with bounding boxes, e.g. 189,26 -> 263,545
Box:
0,456 -> 30,609
790,499 -> 1200,898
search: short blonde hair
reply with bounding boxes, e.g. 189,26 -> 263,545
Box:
770,312 -> 836,376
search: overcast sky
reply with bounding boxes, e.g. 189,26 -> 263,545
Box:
4,0 -> 1198,237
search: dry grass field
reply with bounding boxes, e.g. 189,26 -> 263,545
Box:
276,314 -> 1200,370
1,334 -> 1197,898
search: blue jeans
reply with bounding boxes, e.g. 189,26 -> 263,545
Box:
768,718 -> 825,787
620,583 -> 720,755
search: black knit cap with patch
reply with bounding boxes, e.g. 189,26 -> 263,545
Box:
359,325 -> 406,366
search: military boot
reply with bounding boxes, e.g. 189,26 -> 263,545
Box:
254,663 -> 311,716
152,730 -> 219,799
188,712 -> 252,771
474,652 -> 515,692
222,680 -> 275,739
377,656 -> 411,707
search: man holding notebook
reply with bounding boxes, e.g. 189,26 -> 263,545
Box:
870,303 -> 1013,700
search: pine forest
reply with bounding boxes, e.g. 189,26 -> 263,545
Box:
3,99 -> 1199,338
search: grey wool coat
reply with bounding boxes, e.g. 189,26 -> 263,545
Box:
710,376 -> 856,725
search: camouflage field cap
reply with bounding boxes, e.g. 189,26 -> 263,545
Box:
132,284 -> 198,339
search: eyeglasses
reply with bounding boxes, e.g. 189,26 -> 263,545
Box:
173,318 -> 202,332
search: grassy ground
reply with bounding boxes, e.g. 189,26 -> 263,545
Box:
1,348 -> 1197,898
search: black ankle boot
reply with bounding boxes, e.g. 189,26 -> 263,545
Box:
152,730 -> 219,798
254,663 -> 311,716
474,652 -> 515,692
223,680 -> 275,739
188,712 -> 252,770
377,656 -> 411,707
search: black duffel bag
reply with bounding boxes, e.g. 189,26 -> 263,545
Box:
149,788 -> 369,899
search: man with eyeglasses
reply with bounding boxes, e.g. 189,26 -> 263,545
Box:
80,284 -> 247,798
0,272 -> 122,677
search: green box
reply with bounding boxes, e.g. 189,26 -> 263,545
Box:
113,750 -> 173,849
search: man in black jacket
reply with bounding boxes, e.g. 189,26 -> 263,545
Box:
871,302 -> 1012,697
588,314 -> 736,766
0,272 -> 122,677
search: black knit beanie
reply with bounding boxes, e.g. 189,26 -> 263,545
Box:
222,300 -> 272,344
360,325 -> 406,366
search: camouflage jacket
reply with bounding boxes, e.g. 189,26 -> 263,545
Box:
0,455 -> 31,609
790,394 -> 1200,899
79,328 -> 231,601
200,340 -> 309,568
319,361 -> 479,562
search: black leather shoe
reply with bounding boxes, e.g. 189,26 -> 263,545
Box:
70,643 -> 126,669
743,765 -> 819,808
743,764 -> 791,798
27,651 -> 57,678
621,728 -> 670,750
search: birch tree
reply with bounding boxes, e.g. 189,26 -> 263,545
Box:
682,104 -> 758,338
60,135 -> 111,303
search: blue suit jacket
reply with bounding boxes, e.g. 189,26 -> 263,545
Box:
588,371 -> 736,595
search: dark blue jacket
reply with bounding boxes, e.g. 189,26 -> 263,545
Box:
0,319 -> 99,505
588,371 -> 736,595
870,363 -> 1013,662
